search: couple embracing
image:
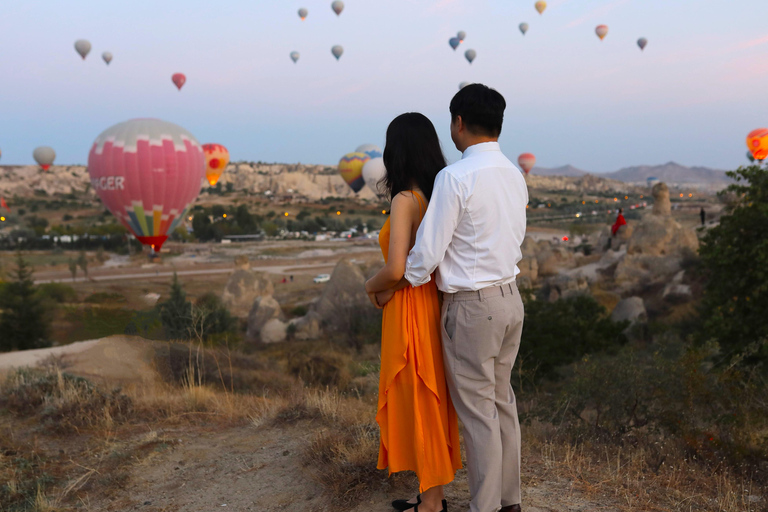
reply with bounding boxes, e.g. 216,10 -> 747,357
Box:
365,84 -> 528,512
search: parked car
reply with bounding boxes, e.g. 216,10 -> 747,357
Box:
313,273 -> 331,284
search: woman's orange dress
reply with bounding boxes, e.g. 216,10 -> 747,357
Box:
376,191 -> 462,492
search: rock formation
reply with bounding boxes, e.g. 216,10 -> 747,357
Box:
611,297 -> 647,324
260,318 -> 288,344
222,261 -> 275,318
652,182 -> 672,217
312,259 -> 370,332
245,296 -> 284,343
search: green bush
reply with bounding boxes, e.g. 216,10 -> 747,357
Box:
84,291 -> 126,303
37,282 -> 78,303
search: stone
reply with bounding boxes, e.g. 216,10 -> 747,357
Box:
289,311 -> 323,341
222,269 -> 274,318
312,259 -> 369,330
260,318 -> 288,344
627,214 -> 699,258
541,274 -> 590,302
662,270 -> 692,301
245,295 -> 284,342
517,257 -> 539,283
611,297 -> 647,324
536,246 -> 576,277
521,236 -> 538,257
652,182 -> 672,217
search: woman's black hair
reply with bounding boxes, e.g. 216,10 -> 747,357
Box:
382,112 -> 446,202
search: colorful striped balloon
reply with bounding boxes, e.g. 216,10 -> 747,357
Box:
87,119 -> 206,252
338,152 -> 370,193
518,153 -> 536,175
747,128 -> 768,161
203,143 -> 230,186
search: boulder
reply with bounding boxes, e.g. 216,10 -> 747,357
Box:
627,214 -> 699,258
222,269 -> 275,318
521,236 -> 538,257
652,182 -> 672,217
517,257 -> 539,283
260,318 -> 288,344
289,311 -> 323,341
662,270 -> 692,302
313,259 -> 369,330
540,274 -> 590,302
245,295 -> 284,342
611,297 -> 647,324
537,246 -> 576,277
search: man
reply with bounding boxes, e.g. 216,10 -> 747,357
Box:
405,84 -> 528,512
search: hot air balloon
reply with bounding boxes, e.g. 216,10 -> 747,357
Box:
465,49 -> 476,64
33,147 -> 56,171
457,31 -> 466,42
747,128 -> 768,161
298,7 -> 308,20
355,144 -> 382,159
290,51 -> 300,63
519,23 -> 529,35
102,52 -> 113,65
172,73 -> 186,90
747,151 -> 756,163
637,38 -> 648,51
338,152 -> 370,193
87,119 -> 206,253
518,153 -> 536,175
459,82 -> 470,90
74,39 -> 91,60
535,1 -> 547,14
331,45 -> 344,60
203,144 -> 230,187
449,37 -> 460,50
331,1 -> 344,16
596,25 -> 609,41
362,157 -> 387,197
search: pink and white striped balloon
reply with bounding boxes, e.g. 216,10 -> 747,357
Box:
87,118 -> 206,251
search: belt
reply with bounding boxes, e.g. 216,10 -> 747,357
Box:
442,282 -> 517,303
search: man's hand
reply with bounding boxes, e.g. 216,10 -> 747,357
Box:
376,288 -> 396,308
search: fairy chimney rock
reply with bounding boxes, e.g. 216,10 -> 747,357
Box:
652,182 -> 671,217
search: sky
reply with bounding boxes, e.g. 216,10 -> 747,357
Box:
1,0 -> 767,172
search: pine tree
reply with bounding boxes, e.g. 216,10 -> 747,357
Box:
159,272 -> 192,340
0,253 -> 50,351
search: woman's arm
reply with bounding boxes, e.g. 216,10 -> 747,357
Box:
365,192 -> 419,294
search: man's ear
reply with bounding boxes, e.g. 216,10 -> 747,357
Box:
454,115 -> 464,134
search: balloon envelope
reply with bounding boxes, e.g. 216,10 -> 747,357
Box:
518,153 -> 536,175
87,119 -> 206,252
457,31 -> 466,42
519,23 -> 529,35
747,151 -> 756,163
33,146 -> 56,170
637,38 -> 648,50
102,52 -> 113,65
290,51 -> 300,63
747,128 -> 768,161
298,7 -> 308,20
74,39 -> 91,59
355,144 -> 382,159
172,73 -> 186,90
596,25 -> 609,40
331,45 -> 344,60
338,152 -> 370,193
449,37 -> 460,50
459,82 -> 471,90
465,49 -> 476,64
331,1 -> 344,15
203,144 -> 230,186
535,1 -> 547,14
362,158 -> 387,197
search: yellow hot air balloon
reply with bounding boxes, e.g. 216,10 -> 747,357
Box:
535,1 -> 547,14
338,152 -> 370,193
202,144 -> 230,186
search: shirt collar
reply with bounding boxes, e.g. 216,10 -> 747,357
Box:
461,141 -> 501,159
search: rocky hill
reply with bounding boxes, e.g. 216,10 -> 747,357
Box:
531,165 -> 589,177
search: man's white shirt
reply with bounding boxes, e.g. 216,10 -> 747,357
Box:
405,141 -> 528,293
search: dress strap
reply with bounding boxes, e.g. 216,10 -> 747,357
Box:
412,190 -> 427,219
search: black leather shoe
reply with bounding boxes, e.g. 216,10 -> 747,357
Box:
501,505 -> 521,512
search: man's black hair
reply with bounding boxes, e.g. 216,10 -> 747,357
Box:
449,83 -> 506,138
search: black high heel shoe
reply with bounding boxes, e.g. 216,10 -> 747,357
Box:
392,495 -> 447,512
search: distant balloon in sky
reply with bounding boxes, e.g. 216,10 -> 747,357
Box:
102,52 -> 113,65
535,1 -> 547,14
637,38 -> 648,51
362,157 -> 387,197
339,152 -> 370,193
519,23 -> 529,35
465,49 -> 476,64
87,118 -> 206,252
172,73 -> 186,90
355,144 -> 382,159
33,146 -> 56,171
459,82 -> 471,90
449,37 -> 460,51
203,144 -> 230,186
457,31 -> 466,42
290,51 -> 300,63
331,1 -> 344,16
74,39 -> 91,60
518,153 -> 536,175
746,128 -> 768,161
596,25 -> 609,41
331,45 -> 344,60
298,8 -> 308,20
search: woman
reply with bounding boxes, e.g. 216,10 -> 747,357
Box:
365,113 -> 462,512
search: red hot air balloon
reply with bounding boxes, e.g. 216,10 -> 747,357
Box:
172,73 -> 186,90
518,153 -> 536,175
87,119 -> 206,252
747,128 -> 768,161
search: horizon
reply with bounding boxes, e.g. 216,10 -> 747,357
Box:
1,0 -> 766,172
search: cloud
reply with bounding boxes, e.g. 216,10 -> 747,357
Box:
735,35 -> 768,50
566,0 -> 630,28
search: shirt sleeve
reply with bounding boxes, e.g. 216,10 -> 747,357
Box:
405,171 -> 465,286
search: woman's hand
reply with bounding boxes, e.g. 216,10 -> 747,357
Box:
367,290 -> 383,309
376,289 -> 396,308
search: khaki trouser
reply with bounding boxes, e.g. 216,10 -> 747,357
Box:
441,282 -> 524,512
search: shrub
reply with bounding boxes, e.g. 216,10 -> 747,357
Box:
84,291 -> 126,303
0,254 -> 50,352
36,283 -> 78,303
287,350 -> 353,390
